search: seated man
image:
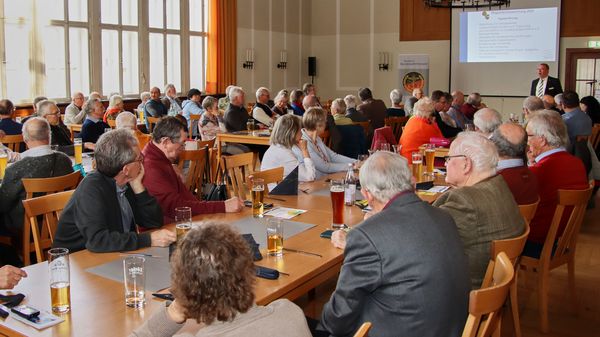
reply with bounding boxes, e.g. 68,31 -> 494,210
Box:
79,97 -> 110,145
252,87 -> 275,128
522,96 -> 544,122
331,98 -> 353,125
489,123 -> 539,205
386,89 -> 406,117
181,88 -> 204,136
561,90 -> 592,151
357,87 -> 387,130
525,111 -> 588,251
433,132 -> 524,289
0,100 -> 21,135
223,86 -> 249,132
0,118 -> 73,239
473,108 -> 502,138
64,91 -> 86,125
116,111 -> 150,150
142,117 -> 243,223
290,89 -> 305,116
319,151 -> 470,337
144,87 -> 168,130
53,129 -> 175,253
432,90 -> 462,138
344,95 -> 367,122
447,90 -> 468,129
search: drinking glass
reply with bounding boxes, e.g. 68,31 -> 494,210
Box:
266,218 -> 283,257
392,144 -> 402,154
424,144 -> 436,176
252,178 -> 265,217
330,179 -> 345,228
411,152 -> 423,181
175,207 -> 192,241
48,248 -> 71,313
379,143 -> 390,152
0,150 -> 7,180
123,256 -> 146,308
465,123 -> 475,131
246,119 -> 255,132
73,138 -> 83,165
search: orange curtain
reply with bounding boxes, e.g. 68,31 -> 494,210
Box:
206,0 -> 237,94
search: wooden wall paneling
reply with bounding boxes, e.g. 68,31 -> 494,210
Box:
561,0 -> 600,37
400,0 -> 450,41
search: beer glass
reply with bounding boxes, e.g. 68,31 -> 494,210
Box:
330,179 -> 345,227
123,256 -> 146,308
252,178 -> 265,218
379,143 -> 390,152
266,218 -> 283,256
465,123 -> 475,131
392,144 -> 401,154
411,152 -> 423,181
48,248 -> 71,313
0,150 -> 7,180
246,119 -> 255,132
175,206 -> 192,241
424,144 -> 436,176
73,138 -> 83,165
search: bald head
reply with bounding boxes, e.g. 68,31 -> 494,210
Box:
451,91 -> 464,106
22,117 -> 51,145
302,95 -> 319,110
542,94 -> 556,110
473,108 -> 502,136
490,123 -> 527,160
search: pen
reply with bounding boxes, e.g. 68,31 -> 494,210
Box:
282,248 -> 323,258
119,253 -> 161,258
278,271 -> 290,276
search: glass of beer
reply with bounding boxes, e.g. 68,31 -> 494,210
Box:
424,144 -> 436,176
123,256 -> 146,308
0,150 -> 7,180
411,152 -> 423,181
266,217 -> 283,256
246,118 -> 255,132
379,143 -> 390,152
330,179 -> 345,228
252,178 -> 265,218
73,138 -> 83,165
175,206 -> 192,241
48,248 -> 71,313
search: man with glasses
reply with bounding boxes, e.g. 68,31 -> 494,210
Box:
53,129 -> 174,253
433,132 -> 524,289
64,91 -> 86,125
252,87 -> 275,128
142,117 -> 243,224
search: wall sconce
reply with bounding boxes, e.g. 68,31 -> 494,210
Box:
378,52 -> 390,71
277,50 -> 288,69
243,48 -> 255,69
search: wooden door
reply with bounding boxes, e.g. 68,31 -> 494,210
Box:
565,48 -> 600,98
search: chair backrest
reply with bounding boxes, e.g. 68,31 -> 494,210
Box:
337,124 -> 367,159
147,116 -> 161,133
490,224 -> 530,266
68,124 -> 82,142
177,147 -> 208,197
462,252 -> 515,337
591,123 -> 600,149
2,134 -> 24,152
319,129 -> 331,148
222,152 -> 254,199
197,138 -> 217,182
247,167 -> 284,193
385,116 -> 410,142
518,198 -> 540,226
198,138 -> 216,149
22,190 -> 74,263
136,133 -> 151,150
106,119 -> 116,128
189,114 -> 201,138
352,121 -> 371,137
352,322 -> 372,337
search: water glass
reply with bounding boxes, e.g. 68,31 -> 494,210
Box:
123,256 -> 146,308
48,248 -> 71,313
266,218 -> 284,257
175,207 -> 192,241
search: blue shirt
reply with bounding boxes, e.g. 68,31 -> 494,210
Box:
562,107 -> 592,150
0,118 -> 23,135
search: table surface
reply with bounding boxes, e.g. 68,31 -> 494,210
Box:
0,172 -> 448,337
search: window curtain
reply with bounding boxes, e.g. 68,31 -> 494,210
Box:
206,0 -> 237,94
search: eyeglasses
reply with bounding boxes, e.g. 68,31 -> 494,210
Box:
170,138 -> 186,147
126,153 -> 144,165
444,155 -> 467,163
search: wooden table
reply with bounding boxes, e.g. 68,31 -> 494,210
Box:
216,131 -> 270,160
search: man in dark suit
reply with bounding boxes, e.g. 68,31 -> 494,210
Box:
223,86 -> 249,132
530,63 -> 563,98
357,87 -> 387,130
318,151 -> 470,337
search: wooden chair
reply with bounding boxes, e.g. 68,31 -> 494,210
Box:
247,167 -> 284,193
177,147 -> 208,197
518,198 -> 540,226
21,171 -> 81,265
68,124 -> 82,142
189,114 -> 201,138
106,119 -> 116,128
352,121 -> 370,138
591,123 -> 600,150
520,186 -> 593,333
136,133 -> 151,150
385,116 -> 409,142
22,190 -> 74,263
198,139 -> 217,182
352,322 -> 372,337
147,116 -> 161,133
462,252 -> 515,337
319,129 -> 331,148
1,134 -> 24,152
221,152 -> 254,199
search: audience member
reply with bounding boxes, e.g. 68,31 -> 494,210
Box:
386,89 -> 405,117
399,97 -> 444,163
344,95 -> 367,122
318,151 -> 469,337
404,96 -> 418,116
252,87 -> 275,128
490,123 -> 539,205
199,96 -> 248,155
0,99 -> 21,135
461,92 -> 485,120
162,84 -> 183,116
0,118 -> 73,238
0,265 -> 27,289
223,86 -> 249,132
38,100 -> 73,148
137,91 -> 151,113
554,93 -> 565,113
271,90 -> 290,116
144,87 -> 168,129
473,108 -> 502,137
64,92 -> 86,125
580,96 -> 600,125
542,94 -> 561,114
331,98 -> 352,126
561,91 -> 592,150
103,94 -> 124,122
522,96 -> 545,122
130,223 -> 311,337
447,90 -> 468,129
181,88 -> 204,137
433,132 -> 524,288
431,90 -> 461,138
290,89 -> 305,116
302,94 -> 320,110
357,87 -> 387,130
218,85 -> 234,111
412,88 -> 424,99
80,98 -> 110,145
116,111 -> 150,150
0,130 -> 20,163
53,129 -> 174,253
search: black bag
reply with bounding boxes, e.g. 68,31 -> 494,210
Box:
204,159 -> 228,201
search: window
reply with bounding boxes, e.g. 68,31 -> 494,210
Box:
0,0 -> 208,104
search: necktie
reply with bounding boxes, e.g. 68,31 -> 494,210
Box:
536,79 -> 545,98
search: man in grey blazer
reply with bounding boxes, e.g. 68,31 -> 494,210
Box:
319,151 -> 470,337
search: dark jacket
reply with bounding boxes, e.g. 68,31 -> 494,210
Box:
345,107 -> 368,122
530,76 -> 563,97
433,110 -> 462,138
80,118 -> 110,144
53,171 -> 163,253
357,98 -> 387,130
0,118 -> 23,135
320,192 -> 470,337
224,103 -> 249,132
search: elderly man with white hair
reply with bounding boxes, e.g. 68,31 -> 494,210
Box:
433,132 -> 525,289
344,95 -> 367,122
386,89 -> 405,117
223,86 -> 249,132
473,108 -> 502,137
252,87 -> 275,128
137,91 -> 151,113
319,151 -> 470,337
522,96 -> 544,122
64,91 -> 86,124
116,111 -> 151,150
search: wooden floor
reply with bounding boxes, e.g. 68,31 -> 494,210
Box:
295,192 -> 600,337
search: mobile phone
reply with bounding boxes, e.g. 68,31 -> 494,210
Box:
320,230 -> 334,239
11,305 -> 40,320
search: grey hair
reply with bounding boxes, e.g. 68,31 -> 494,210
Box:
202,96 -> 218,110
255,87 -> 270,100
526,109 -> 568,148
451,132 -> 498,173
473,108 -> 502,134
108,94 -> 123,108
302,95 -> 318,110
405,97 -> 418,115
413,97 -> 434,118
140,91 -> 151,101
270,114 -> 301,148
331,98 -> 346,115
359,151 -> 413,203
554,93 -> 564,106
274,91 -> 289,105
489,124 -> 527,158
71,91 -> 84,100
225,85 -> 235,96
228,86 -> 244,102
522,96 -> 544,112
95,129 -> 139,177
22,117 -> 51,143
88,92 -> 102,101
344,95 -> 357,109
466,93 -> 481,106
389,89 -> 403,105
37,100 -> 59,118
83,98 -> 101,116
164,83 -> 176,95
115,111 -> 137,130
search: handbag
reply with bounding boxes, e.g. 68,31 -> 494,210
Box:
204,159 -> 228,201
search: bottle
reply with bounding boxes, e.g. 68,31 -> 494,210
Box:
344,163 -> 357,206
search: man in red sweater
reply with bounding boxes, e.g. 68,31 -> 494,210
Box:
142,117 -> 243,224
525,111 -> 588,250
490,123 -> 539,205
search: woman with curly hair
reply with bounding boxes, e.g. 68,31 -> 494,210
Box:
130,222 -> 311,337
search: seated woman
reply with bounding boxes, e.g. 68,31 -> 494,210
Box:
399,97 -> 444,163
293,107 -> 355,178
261,114 -> 316,189
103,94 -> 125,122
271,90 -> 290,116
130,223 -> 311,337
199,96 -> 248,155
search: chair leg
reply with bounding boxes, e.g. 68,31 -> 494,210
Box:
538,271 -> 550,333
510,279 -> 522,337
567,256 -> 578,314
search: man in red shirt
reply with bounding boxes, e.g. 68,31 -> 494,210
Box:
525,111 -> 588,253
142,117 -> 243,224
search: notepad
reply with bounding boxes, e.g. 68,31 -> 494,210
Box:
264,207 -> 307,219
